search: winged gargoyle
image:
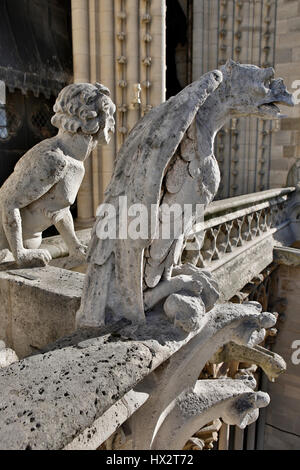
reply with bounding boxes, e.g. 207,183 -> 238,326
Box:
77,60 -> 294,331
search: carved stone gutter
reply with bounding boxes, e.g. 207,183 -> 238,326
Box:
0,302 -> 281,450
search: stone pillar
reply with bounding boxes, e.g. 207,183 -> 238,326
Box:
150,0 -> 166,107
71,0 -> 95,226
192,0 -> 204,81
263,256 -> 300,449
126,0 -> 141,130
192,0 -> 278,198
270,0 -> 300,189
71,0 -> 166,225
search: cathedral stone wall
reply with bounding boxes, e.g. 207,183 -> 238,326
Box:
270,0 -> 300,189
264,262 -> 300,449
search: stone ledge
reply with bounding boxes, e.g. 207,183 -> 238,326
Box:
204,187 -> 295,220
273,246 -> 300,266
0,221 -> 293,357
0,302 -> 266,450
0,266 -> 84,357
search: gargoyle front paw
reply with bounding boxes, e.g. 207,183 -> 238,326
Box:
17,248 -> 52,268
172,264 -> 220,311
164,292 -> 206,332
144,265 -> 220,333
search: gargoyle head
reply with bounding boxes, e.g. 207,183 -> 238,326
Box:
51,83 -> 116,144
220,59 -> 295,119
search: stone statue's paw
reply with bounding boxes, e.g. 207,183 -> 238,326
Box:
70,243 -> 88,260
164,292 -> 206,333
172,264 -> 220,312
197,272 -> 219,312
17,248 -> 52,268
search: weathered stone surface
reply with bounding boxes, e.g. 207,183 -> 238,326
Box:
274,246 -> 300,266
151,378 -> 270,450
0,64 -> 292,451
0,83 -> 115,268
212,342 -> 286,382
77,69 -> 223,330
78,61 -> 294,333
0,326 -> 153,450
0,302 -> 277,450
42,228 -> 91,272
0,341 -> 18,368
0,266 -> 84,357
64,389 -> 149,450
214,236 -> 276,302
105,302 -> 277,450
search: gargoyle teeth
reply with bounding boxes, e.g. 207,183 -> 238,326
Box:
258,102 -> 280,113
264,79 -> 272,89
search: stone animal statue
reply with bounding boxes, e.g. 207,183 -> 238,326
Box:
0,83 -> 115,268
77,60 -> 294,331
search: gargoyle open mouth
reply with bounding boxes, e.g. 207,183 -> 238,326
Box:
258,102 -> 282,118
258,77 -> 295,119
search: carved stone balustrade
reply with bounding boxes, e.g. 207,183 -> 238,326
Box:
31,187 -> 298,302
17,188 -> 292,278
183,187 -> 296,301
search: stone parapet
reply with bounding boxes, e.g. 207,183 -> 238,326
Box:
0,302 -> 280,450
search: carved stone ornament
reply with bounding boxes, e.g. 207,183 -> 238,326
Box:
74,63 -> 292,448
77,60 -> 294,331
0,62 -> 293,450
0,83 -> 116,268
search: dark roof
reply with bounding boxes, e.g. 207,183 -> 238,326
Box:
0,0 -> 73,98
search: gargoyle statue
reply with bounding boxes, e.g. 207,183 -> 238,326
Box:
0,83 -> 115,267
77,60 -> 294,331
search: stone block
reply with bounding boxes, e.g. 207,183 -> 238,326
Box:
269,170 -> 286,186
292,46 -> 300,62
281,117 -> 300,131
270,145 -> 284,160
270,159 -> 289,171
274,130 -> 292,146
264,424 -> 300,450
275,48 -> 293,64
276,19 -> 289,35
0,266 -> 84,358
277,2 -> 299,20
289,17 -> 300,32
283,145 -> 296,159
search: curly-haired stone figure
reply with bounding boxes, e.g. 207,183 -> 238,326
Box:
0,83 -> 115,267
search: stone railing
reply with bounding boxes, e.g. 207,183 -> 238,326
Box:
183,188 -> 296,302
41,188 -> 296,279
186,188 -> 294,269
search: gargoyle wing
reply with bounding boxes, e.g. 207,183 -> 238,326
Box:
85,71 -> 223,325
